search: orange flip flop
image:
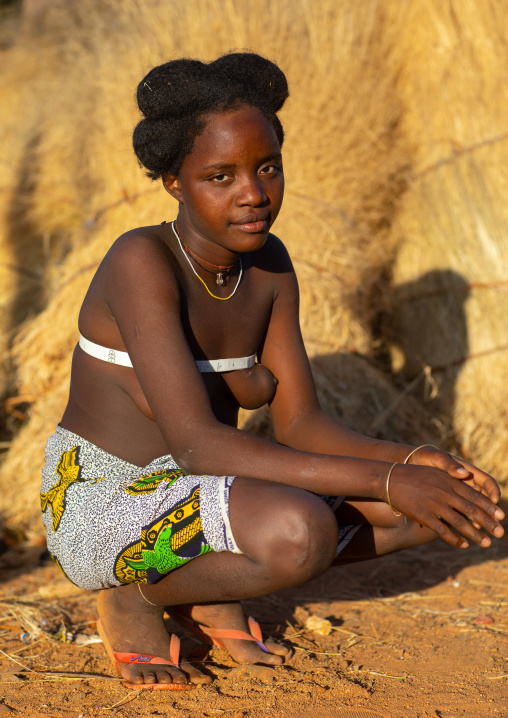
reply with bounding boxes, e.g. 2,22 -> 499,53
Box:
171,612 -> 269,653
97,618 -> 195,690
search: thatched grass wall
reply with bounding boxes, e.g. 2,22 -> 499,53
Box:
380,0 -> 508,476
0,0 -> 506,533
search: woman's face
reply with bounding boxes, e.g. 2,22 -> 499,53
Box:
165,105 -> 284,257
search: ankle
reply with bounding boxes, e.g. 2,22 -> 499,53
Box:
138,583 -> 162,606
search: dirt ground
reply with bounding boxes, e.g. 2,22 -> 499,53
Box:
0,504 -> 507,718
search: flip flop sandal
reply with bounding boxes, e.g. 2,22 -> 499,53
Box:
170,611 -> 269,653
97,618 -> 195,690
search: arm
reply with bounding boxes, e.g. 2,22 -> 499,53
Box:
260,258 -> 500,506
104,234 -> 388,497
106,234 -> 503,546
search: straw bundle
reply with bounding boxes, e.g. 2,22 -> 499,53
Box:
379,0 -> 508,479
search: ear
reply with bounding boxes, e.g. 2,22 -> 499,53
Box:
163,173 -> 184,202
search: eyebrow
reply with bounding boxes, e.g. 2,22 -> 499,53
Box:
201,154 -> 283,172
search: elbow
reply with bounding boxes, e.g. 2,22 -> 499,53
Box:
169,428 -> 221,475
172,446 -> 201,475
164,418 -> 237,475
170,445 -> 201,475
272,407 -> 319,449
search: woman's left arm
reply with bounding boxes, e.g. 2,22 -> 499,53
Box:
259,245 -> 500,505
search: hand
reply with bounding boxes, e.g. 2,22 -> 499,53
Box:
388,463 -> 505,549
406,446 -> 501,505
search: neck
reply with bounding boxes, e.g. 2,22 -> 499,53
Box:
173,217 -> 239,268
172,221 -> 244,300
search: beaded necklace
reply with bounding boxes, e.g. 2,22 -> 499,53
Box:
180,237 -> 235,286
172,222 -> 243,301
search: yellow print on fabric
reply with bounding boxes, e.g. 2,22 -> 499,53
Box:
114,486 -> 211,584
124,469 -> 183,496
40,446 -> 104,532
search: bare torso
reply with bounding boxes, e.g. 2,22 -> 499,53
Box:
61,223 -> 282,466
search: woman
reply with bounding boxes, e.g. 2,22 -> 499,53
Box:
40,52 -> 504,690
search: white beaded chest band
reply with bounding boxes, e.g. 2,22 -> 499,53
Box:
78,334 -> 256,373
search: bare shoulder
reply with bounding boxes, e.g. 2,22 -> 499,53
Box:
251,233 -> 298,305
80,224 -> 180,333
253,233 -> 294,271
98,225 -> 182,300
105,224 -> 177,274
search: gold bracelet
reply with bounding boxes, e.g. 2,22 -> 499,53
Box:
403,444 -> 439,465
386,462 -> 402,517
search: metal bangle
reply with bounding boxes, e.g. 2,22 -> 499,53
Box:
385,461 -> 402,517
138,583 -> 159,606
403,444 -> 439,465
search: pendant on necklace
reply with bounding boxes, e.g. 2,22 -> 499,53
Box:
216,273 -> 224,286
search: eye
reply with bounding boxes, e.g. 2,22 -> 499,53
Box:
260,163 -> 281,176
210,173 -> 229,183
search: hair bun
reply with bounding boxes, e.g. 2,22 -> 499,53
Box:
137,59 -> 213,119
209,53 -> 288,113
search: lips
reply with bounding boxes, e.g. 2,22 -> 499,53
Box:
233,214 -> 270,232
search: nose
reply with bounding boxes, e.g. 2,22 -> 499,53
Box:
235,173 -> 268,206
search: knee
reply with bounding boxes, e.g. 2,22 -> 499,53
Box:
238,486 -> 339,584
280,494 -> 338,580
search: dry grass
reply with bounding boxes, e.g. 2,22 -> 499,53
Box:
379,0 -> 508,478
0,0 -> 507,529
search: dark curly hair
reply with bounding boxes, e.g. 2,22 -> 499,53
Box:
132,52 -> 289,181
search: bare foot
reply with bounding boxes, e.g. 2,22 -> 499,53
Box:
169,601 -> 293,666
97,586 -> 211,687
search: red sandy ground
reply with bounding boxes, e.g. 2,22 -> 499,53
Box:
0,506 -> 507,718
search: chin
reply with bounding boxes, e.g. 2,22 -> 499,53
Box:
236,233 -> 269,253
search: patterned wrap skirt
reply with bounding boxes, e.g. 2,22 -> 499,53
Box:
40,425 -> 360,590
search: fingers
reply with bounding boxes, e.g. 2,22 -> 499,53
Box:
413,448 -> 502,505
453,459 -> 501,504
427,482 -> 504,548
409,447 -> 470,478
423,515 -> 469,549
390,464 -> 505,550
437,455 -> 471,479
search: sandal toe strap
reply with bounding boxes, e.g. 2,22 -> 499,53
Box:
114,633 -> 181,667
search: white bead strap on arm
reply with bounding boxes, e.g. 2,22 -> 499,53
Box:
79,334 -> 133,367
195,354 -> 256,372
79,334 -> 256,373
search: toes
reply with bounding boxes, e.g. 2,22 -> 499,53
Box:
154,667 -> 187,685
233,640 -> 287,665
122,665 -> 188,686
265,639 -> 293,661
187,670 -> 212,685
257,651 -> 284,666
125,668 -> 157,685
179,660 -> 212,685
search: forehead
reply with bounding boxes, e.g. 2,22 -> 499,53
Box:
183,106 -> 281,170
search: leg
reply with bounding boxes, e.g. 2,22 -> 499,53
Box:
332,498 -> 438,565
98,478 -> 339,686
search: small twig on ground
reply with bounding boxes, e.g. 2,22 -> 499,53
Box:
103,691 -> 142,710
292,646 -> 343,656
482,625 -> 508,636
357,669 -> 407,680
0,649 -> 120,682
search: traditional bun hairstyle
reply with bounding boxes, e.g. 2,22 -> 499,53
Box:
132,52 -> 289,180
